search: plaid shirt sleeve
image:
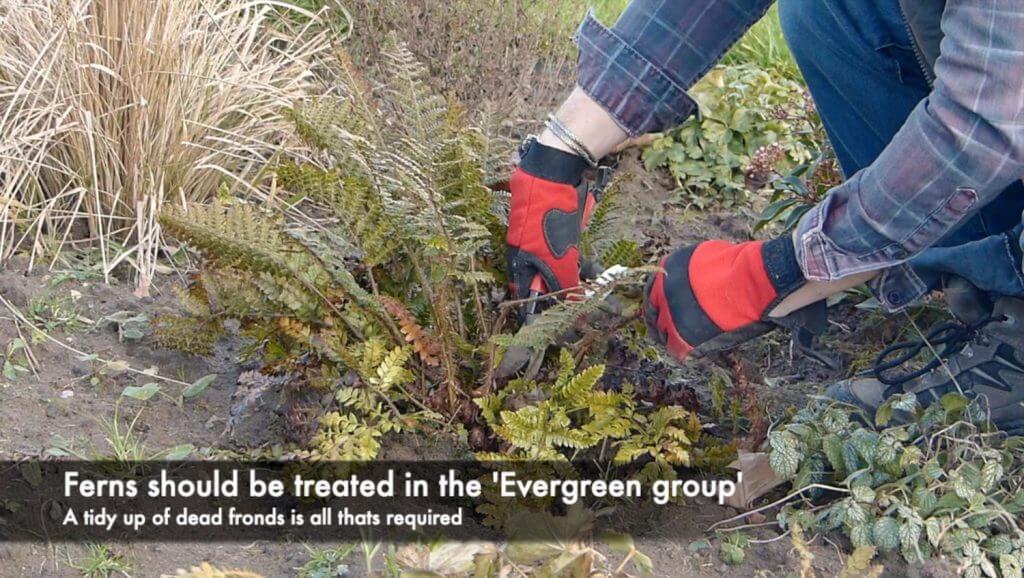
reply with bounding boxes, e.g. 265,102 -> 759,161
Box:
575,0 -> 774,137
794,0 -> 1024,309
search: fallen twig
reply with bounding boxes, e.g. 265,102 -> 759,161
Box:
707,483 -> 850,533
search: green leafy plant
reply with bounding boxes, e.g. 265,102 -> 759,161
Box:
753,104 -> 841,233
753,148 -> 841,233
298,543 -> 356,578
491,266 -> 648,354
478,349 -> 697,466
121,373 -> 216,409
158,39 -> 659,462
159,39 -> 507,451
579,180 -> 645,270
2,338 -> 30,381
474,350 -> 700,529
28,294 -> 84,334
96,311 -> 149,342
154,42 -> 698,577
642,64 -> 819,208
719,532 -> 750,566
71,544 -> 131,578
291,344 -> 417,463
768,394 -> 1024,578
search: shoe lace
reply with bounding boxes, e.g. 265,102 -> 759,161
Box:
871,314 -> 1006,387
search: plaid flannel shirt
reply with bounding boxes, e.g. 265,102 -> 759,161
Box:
577,0 -> 1024,310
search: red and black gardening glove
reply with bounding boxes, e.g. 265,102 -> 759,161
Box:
506,140 -> 597,304
644,237 -> 811,361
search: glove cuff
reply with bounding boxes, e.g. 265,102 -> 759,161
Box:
762,236 -> 806,304
519,140 -> 588,186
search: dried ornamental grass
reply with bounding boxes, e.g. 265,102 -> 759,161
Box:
0,0 -> 330,294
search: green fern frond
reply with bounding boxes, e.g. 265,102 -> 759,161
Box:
151,314 -> 222,356
253,272 -> 322,320
547,428 -> 601,450
492,403 -> 594,454
275,161 -> 342,204
556,364 -> 605,409
161,202 -> 288,273
494,267 -> 650,351
290,96 -> 378,158
474,394 -> 503,427
337,336 -> 391,381
335,386 -> 378,414
381,36 -> 449,150
198,268 -> 279,318
309,411 -> 383,461
554,349 -> 576,389
581,178 -> 623,256
286,227 -> 381,314
371,346 -> 413,391
582,412 -> 634,440
492,295 -> 601,351
601,239 -> 644,268
450,269 -> 496,285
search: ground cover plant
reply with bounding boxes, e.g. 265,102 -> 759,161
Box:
642,6 -> 836,212
641,64 -> 821,209
762,393 -> 1024,577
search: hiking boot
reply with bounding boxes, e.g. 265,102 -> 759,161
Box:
826,296 -> 1024,434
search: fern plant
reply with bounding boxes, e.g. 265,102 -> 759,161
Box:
158,39 -> 696,499
286,38 -> 506,395
158,39 -> 509,452
768,394 -> 1024,578
476,350 -> 700,519
578,177 -> 644,270
476,351 -> 632,461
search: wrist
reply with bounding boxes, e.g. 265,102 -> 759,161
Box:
537,130 -> 579,157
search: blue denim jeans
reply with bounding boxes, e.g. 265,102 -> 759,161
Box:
777,0 -> 1024,301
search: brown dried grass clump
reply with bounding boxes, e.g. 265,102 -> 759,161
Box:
0,0 -> 330,294
343,0 -> 584,128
